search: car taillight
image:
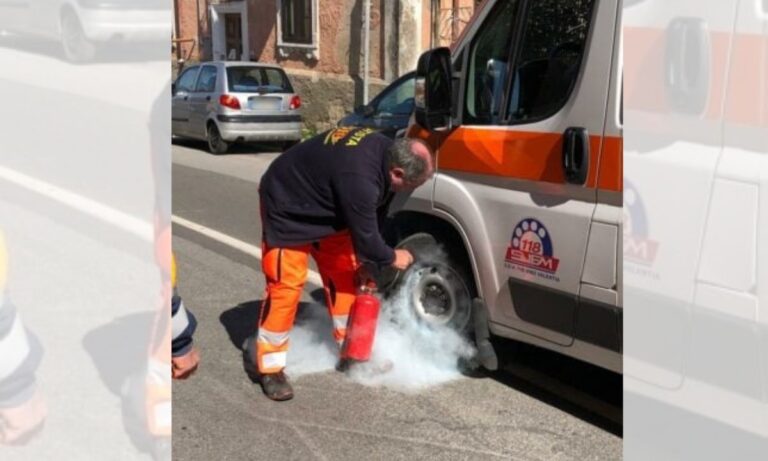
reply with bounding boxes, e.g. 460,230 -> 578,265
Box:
219,94 -> 241,110
289,95 -> 301,110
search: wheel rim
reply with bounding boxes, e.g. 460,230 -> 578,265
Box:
209,126 -> 220,150
410,265 -> 469,329
62,15 -> 86,59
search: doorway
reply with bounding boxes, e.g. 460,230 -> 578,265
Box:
211,2 -> 249,61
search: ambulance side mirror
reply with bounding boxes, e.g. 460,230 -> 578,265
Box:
414,47 -> 452,132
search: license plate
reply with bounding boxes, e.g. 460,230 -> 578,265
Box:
248,97 -> 281,111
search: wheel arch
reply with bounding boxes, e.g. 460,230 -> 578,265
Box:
59,1 -> 79,28
206,117 -> 225,141
385,210 -> 482,299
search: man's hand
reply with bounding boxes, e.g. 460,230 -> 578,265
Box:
0,389 -> 47,445
391,249 -> 415,271
172,347 -> 200,380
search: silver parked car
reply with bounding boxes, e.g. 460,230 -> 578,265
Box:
172,61 -> 303,154
0,0 -> 169,63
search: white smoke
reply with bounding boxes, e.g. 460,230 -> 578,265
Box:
285,269 -> 476,391
284,304 -> 338,378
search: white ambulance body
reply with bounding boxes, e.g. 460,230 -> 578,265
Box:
388,0 -> 623,373
623,0 -> 768,457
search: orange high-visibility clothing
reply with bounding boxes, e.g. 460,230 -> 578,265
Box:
256,231 -> 358,374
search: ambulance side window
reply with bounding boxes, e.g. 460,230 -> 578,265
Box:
507,0 -> 595,122
464,0 -> 519,125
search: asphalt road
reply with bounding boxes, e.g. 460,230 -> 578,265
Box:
171,141 -> 623,461
0,42 -> 165,459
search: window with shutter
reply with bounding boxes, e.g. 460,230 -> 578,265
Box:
281,0 -> 313,45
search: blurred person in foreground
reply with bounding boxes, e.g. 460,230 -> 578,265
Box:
170,254 -> 199,379
0,230 -> 46,445
118,89 -> 200,460
247,127 -> 434,401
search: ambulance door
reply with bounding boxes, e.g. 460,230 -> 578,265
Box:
689,0 -> 768,434
572,5 -> 623,368
434,0 -> 618,346
623,0 -> 737,390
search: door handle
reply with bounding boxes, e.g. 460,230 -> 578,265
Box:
665,17 -> 710,114
562,127 -> 589,185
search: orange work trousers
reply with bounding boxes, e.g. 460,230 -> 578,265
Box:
256,231 -> 358,374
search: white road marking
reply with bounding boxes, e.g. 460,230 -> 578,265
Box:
172,215 -> 324,286
0,164 -> 153,241
0,46 -> 168,112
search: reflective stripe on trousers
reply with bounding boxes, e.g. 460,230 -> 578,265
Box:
0,295 -> 32,382
172,298 -> 191,340
256,231 -> 358,373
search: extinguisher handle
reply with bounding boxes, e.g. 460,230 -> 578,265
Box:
355,266 -> 377,291
360,281 -> 377,295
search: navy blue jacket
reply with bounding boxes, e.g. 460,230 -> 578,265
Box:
259,127 -> 396,269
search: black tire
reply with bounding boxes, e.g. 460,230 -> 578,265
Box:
207,123 -> 230,154
61,10 -> 95,63
281,140 -> 299,151
385,233 -> 474,333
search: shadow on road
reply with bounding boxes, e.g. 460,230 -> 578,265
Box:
218,288 -> 331,351
83,312 -> 154,395
219,296 -> 338,381
219,300 -> 262,351
218,297 -> 622,436
82,312 -> 161,456
490,338 -> 623,437
172,138 -> 286,156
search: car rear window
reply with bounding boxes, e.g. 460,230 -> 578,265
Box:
226,66 -> 294,94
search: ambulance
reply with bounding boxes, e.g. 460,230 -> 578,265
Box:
622,0 -> 768,456
386,0 -> 623,373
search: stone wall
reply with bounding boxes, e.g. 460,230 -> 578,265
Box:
398,0 -> 424,75
286,69 -> 388,134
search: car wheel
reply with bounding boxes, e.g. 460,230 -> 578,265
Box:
60,10 -> 95,63
386,233 -> 473,333
207,123 -> 229,154
281,140 -> 299,151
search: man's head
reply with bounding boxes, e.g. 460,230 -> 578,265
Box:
387,138 -> 435,192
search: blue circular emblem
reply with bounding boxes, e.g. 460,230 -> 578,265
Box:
510,218 -> 554,257
623,179 -> 648,237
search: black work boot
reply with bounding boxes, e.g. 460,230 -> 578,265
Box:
260,371 -> 294,401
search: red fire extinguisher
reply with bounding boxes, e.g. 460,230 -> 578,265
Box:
340,280 -> 380,363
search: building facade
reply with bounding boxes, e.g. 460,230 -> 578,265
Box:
173,0 -> 479,131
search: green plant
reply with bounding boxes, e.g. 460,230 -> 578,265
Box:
301,126 -> 318,141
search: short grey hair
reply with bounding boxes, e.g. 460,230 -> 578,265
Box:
387,138 -> 432,182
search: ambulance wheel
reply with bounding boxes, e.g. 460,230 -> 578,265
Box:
393,233 -> 473,333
